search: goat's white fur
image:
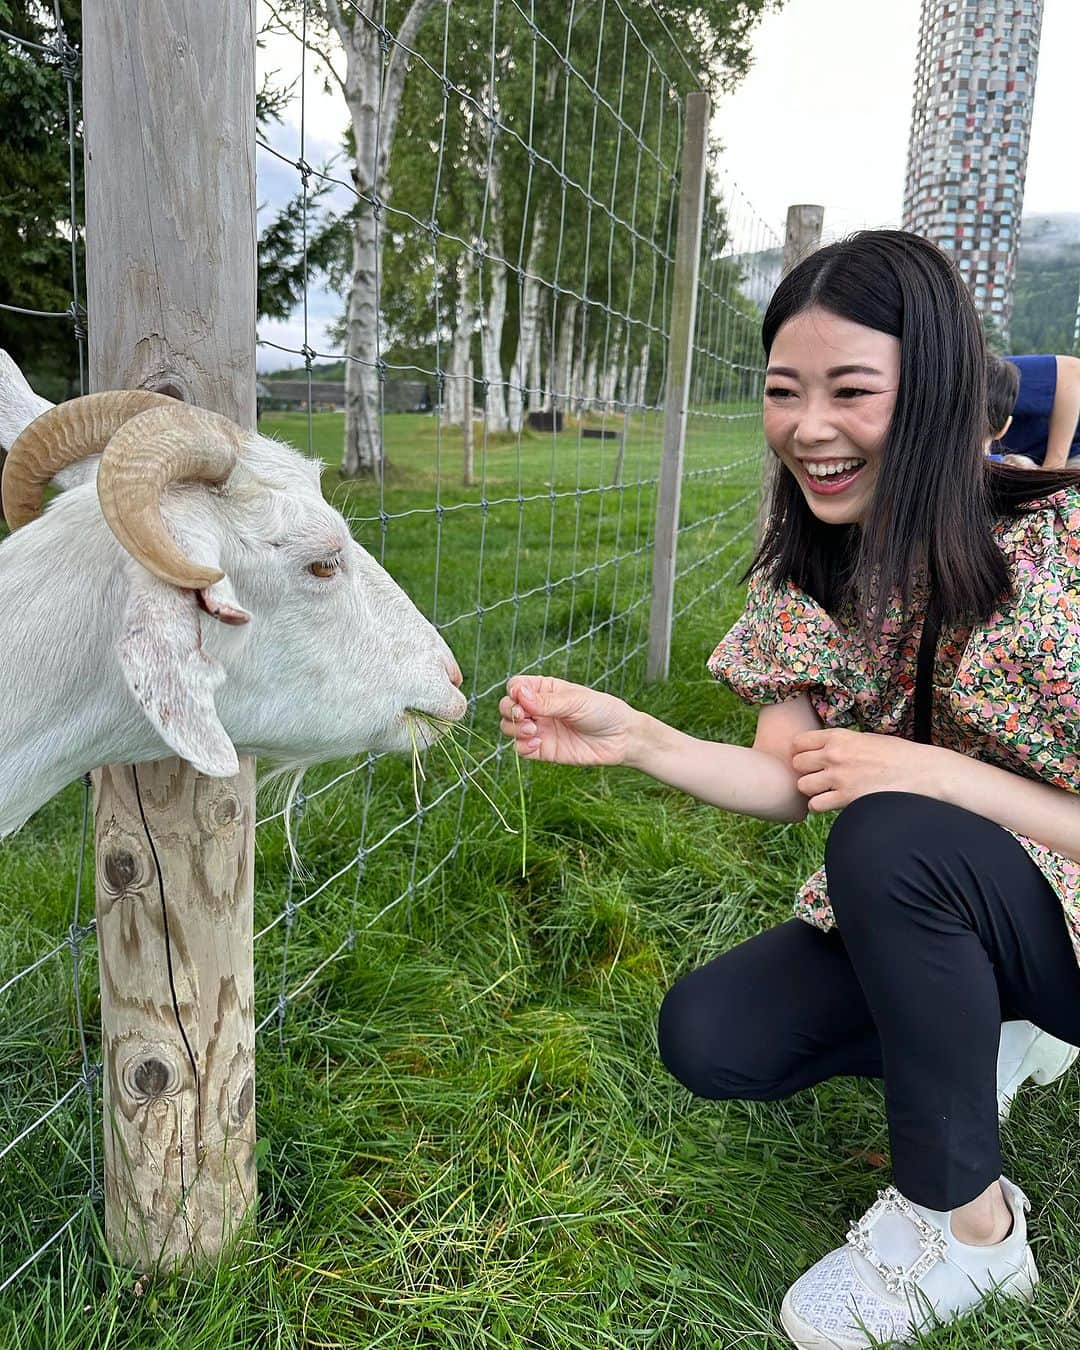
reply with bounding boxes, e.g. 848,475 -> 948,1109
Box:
0,351 -> 465,838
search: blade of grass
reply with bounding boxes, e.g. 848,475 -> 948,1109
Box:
406,717 -> 427,814
430,730 -> 516,835
405,711 -> 527,870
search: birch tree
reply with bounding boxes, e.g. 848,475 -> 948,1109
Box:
266,0 -> 776,465
266,0 -> 440,474
477,147 -> 508,432
329,0 -> 441,474
506,212 -> 545,434
445,247 -> 475,426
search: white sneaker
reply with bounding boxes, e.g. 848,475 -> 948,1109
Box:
997,1020 -> 1078,1120
779,1177 -> 1038,1348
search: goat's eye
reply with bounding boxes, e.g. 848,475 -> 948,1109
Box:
309,557 -> 342,578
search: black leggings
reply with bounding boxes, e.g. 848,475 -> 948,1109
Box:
657,792 -> 1080,1210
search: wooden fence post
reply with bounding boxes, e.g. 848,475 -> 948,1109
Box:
83,0 -> 257,1269
646,91 -> 710,682
756,203 -> 825,541
782,204 -> 824,276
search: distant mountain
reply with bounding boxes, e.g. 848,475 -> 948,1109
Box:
734,246 -> 783,309
1011,214 -> 1080,354
1017,213 -> 1080,257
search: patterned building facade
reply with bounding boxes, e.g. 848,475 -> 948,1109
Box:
902,0 -> 1044,341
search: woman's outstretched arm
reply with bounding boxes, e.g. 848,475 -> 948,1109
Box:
500,675 -> 816,823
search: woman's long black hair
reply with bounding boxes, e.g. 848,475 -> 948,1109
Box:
751,230 -> 1078,628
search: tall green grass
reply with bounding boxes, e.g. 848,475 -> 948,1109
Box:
0,412 -> 1076,1347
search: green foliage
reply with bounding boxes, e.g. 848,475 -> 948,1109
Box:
270,0 -> 781,379
0,0 -> 83,394
0,4 -> 351,388
257,180 -> 348,323
1010,249 -> 1080,356
981,311 -> 1007,356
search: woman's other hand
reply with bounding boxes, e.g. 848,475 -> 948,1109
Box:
791,728 -> 946,812
499,676 -> 638,765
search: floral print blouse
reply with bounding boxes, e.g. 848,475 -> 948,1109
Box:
707,487 -> 1080,967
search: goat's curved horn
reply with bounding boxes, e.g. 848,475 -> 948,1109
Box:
96,404 -> 243,590
1,390 -> 174,529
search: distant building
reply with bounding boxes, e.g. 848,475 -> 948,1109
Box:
902,0 -> 1044,342
256,378 -> 432,416
258,380 -> 347,413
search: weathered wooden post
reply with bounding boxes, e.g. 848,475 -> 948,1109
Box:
756,203 -> 825,540
646,91 -> 710,682
83,0 -> 257,1268
782,204 -> 824,276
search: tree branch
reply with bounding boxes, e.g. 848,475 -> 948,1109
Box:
263,0 -> 346,95
323,0 -> 351,51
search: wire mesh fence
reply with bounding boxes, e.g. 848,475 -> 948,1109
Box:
0,2 -> 98,1292
0,0 -> 779,1290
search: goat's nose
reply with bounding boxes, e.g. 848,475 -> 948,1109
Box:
444,657 -> 463,688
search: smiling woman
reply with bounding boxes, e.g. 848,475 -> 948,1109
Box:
501,230 -> 1080,1348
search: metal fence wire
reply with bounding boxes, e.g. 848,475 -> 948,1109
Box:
0,0 -> 780,1289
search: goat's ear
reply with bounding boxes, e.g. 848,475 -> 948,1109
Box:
117,572 -> 240,777
0,349 -> 53,453
115,508 -> 247,776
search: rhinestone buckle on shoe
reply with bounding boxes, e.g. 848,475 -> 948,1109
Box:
845,1187 -> 950,1296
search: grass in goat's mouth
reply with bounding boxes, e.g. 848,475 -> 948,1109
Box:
406,710 -> 527,877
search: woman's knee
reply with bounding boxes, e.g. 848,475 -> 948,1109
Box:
826,792 -> 936,870
656,970 -> 795,1102
824,792 -> 944,921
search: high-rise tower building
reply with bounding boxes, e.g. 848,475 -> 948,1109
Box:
902,0 -> 1044,342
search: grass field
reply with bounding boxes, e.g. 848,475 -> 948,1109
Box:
1,410 -> 1077,1348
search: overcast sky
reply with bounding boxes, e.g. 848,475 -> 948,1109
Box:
711,0 -> 1080,241
255,0 -> 1080,369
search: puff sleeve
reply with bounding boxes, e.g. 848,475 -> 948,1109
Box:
707,569 -> 858,722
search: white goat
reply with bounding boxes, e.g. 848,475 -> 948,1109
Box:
0,351 -> 466,838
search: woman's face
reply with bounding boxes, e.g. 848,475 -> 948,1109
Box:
763,307 -> 900,526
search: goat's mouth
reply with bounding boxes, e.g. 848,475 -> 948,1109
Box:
402,707 -> 462,749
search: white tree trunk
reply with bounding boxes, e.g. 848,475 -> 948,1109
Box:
327,0 -> 439,476
507,215 -> 545,435
550,300 -> 577,412
581,345 -> 598,415
445,249 -> 475,427
528,315 -> 545,414
479,163 -> 508,434
342,198 -> 381,475
600,361 -> 618,413
570,331 -> 586,414
615,331 -> 629,413
462,356 -> 475,486
480,290 -> 507,433
541,309 -> 553,413
630,341 -> 650,409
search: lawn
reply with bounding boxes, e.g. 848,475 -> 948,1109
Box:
0,410 -> 1077,1348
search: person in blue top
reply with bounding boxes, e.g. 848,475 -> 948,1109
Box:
993,354 -> 1080,469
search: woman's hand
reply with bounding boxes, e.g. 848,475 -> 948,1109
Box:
499,675 -> 638,765
791,728 -> 945,813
